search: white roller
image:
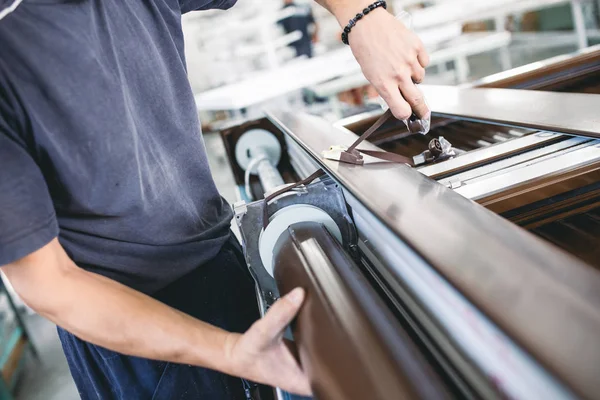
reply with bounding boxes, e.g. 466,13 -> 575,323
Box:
236,129 -> 285,200
235,129 -> 281,172
259,204 -> 342,277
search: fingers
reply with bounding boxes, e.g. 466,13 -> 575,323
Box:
399,80 -> 429,119
379,83 -> 411,121
251,288 -> 305,343
417,46 -> 430,69
380,78 -> 429,120
412,61 -> 425,84
377,48 -> 427,119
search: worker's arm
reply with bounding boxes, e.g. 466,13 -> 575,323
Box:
1,238 -> 311,396
315,0 -> 430,119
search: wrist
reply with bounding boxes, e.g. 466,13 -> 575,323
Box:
186,325 -> 240,374
221,332 -> 244,375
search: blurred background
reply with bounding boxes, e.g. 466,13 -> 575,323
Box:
186,0 -> 600,127
3,1 -> 600,399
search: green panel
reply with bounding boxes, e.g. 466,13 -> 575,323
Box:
0,328 -> 22,369
8,346 -> 29,391
537,4 -> 574,31
0,377 -> 13,400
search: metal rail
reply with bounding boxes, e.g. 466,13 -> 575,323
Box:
455,140 -> 600,212
418,131 -> 566,179
436,136 -> 592,187
422,85 -> 600,139
284,134 -> 576,399
473,44 -> 600,90
266,109 -> 600,400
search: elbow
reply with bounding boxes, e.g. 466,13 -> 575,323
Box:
17,286 -> 59,320
1,238 -> 77,321
5,270 -> 66,320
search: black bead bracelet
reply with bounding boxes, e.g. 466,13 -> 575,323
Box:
341,0 -> 387,45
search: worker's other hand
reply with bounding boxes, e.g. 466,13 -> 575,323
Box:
224,288 -> 311,396
347,8 -> 430,120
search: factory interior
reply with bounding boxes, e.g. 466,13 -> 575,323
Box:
2,0 -> 600,399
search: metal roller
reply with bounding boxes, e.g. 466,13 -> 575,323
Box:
258,204 -> 342,277
272,221 -> 448,400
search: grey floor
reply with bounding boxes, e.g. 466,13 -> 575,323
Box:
10,42 -> 587,400
15,315 -> 78,400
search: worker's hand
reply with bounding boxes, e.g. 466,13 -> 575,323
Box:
224,288 -> 311,396
346,7 -> 430,120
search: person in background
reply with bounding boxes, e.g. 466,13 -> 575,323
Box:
0,0 -> 430,398
280,0 -> 320,58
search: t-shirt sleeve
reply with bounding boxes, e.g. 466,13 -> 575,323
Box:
0,123 -> 58,266
179,0 -> 237,13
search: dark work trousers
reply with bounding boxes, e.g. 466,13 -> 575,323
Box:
292,40 -> 312,58
57,235 -> 260,400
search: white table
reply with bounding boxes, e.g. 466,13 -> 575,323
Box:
194,47 -> 357,112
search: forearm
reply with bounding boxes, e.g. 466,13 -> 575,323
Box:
2,238 -> 311,395
3,239 -> 232,373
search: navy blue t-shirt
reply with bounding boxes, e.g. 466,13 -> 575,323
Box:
0,0 -> 237,294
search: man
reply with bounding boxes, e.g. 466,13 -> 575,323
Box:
0,0 -> 429,398
279,0 -> 318,58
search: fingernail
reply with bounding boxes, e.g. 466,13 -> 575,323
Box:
288,288 -> 305,306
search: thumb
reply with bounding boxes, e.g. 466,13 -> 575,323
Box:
253,288 -> 305,343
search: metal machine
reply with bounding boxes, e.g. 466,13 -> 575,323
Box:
219,46 -> 600,400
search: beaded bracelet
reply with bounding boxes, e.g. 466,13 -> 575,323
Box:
341,0 -> 387,45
